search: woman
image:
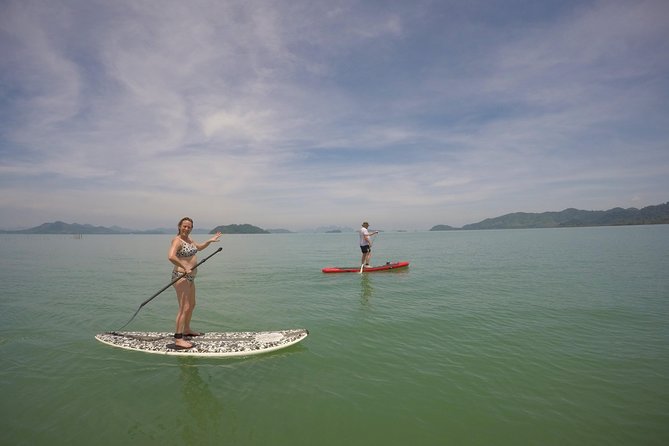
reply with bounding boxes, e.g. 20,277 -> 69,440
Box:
168,217 -> 222,349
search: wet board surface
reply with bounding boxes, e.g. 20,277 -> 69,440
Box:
322,261 -> 410,273
95,329 -> 308,357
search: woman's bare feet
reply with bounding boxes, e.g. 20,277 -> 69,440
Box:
174,334 -> 193,349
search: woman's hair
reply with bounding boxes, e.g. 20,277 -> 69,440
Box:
177,217 -> 194,234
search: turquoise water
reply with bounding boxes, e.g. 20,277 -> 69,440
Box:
1,226 -> 668,445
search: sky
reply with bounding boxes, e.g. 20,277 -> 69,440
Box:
1,0 -> 668,231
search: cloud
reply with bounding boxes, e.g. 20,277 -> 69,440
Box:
0,0 -> 667,230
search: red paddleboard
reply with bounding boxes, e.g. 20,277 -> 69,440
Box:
322,261 -> 410,273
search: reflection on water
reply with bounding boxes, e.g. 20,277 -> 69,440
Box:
178,358 -> 229,444
360,274 -> 373,302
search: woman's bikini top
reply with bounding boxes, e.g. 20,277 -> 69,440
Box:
176,240 -> 198,257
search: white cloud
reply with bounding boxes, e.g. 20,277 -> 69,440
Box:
0,0 -> 667,230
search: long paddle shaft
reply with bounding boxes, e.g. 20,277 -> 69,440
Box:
115,247 -> 223,331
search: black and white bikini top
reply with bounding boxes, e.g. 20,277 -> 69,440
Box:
176,240 -> 198,257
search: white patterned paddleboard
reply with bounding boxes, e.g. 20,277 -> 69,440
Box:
95,329 -> 308,357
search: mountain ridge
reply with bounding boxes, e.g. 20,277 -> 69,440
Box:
431,202 -> 669,230
0,221 -> 275,235
1,202 -> 667,234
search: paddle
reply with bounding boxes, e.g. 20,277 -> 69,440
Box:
115,247 -> 223,331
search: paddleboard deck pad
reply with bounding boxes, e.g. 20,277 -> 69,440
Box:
95,329 -> 308,357
322,261 -> 410,273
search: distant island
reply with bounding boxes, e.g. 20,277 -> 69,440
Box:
210,224 -> 269,234
430,225 -> 458,231
430,202 -> 669,230
266,228 -> 293,234
0,221 -> 276,235
1,221 -> 123,234
2,201 -> 667,234
315,226 -> 355,233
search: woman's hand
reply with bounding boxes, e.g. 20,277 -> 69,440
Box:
209,232 -> 222,243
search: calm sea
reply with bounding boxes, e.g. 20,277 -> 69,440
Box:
1,226 -> 668,445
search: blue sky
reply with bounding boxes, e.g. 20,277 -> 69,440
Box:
1,0 -> 668,231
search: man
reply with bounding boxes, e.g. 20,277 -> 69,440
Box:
359,222 -> 379,269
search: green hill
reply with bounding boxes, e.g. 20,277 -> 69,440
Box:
0,221 -> 271,234
210,224 -> 269,234
429,224 -> 458,231
461,202 -> 669,230
9,221 -> 120,234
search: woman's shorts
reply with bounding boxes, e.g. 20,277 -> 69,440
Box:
360,245 -> 371,253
